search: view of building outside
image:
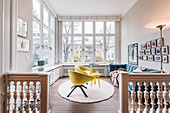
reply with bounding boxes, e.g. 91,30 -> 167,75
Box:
62,21 -> 115,63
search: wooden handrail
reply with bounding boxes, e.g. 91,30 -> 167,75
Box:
119,72 -> 170,113
4,73 -> 49,113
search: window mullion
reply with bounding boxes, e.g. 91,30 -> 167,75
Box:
82,22 -> 85,63
104,22 -> 106,64
93,21 -> 96,63
71,22 -> 74,63
114,22 -> 117,64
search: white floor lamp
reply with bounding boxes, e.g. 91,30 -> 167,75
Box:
145,17 -> 170,73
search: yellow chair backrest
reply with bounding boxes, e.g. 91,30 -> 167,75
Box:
68,70 -> 93,85
75,65 -> 92,75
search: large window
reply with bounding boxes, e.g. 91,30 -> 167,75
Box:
32,0 -> 55,67
62,21 -> 116,64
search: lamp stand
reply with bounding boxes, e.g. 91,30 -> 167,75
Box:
156,24 -> 166,73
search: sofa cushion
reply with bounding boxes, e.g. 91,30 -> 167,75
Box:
109,64 -> 126,72
133,67 -> 143,72
126,64 -> 138,73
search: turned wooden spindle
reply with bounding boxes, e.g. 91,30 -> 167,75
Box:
149,82 -> 156,113
137,82 -> 143,113
143,82 -> 149,113
130,81 -> 136,113
162,82 -> 168,113
156,82 -> 163,113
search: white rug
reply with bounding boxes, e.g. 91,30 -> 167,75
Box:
58,80 -> 115,103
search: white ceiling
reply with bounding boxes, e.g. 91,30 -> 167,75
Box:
46,0 -> 138,16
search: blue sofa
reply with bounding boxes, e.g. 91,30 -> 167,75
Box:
109,64 -> 161,90
109,64 -> 162,104
109,64 -> 161,74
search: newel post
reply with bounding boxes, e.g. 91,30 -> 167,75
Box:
119,72 -> 129,113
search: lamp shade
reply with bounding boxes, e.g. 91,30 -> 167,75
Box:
145,17 -> 170,29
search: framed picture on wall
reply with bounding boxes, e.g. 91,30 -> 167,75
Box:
157,38 -> 164,47
146,41 -> 151,49
151,48 -> 156,55
141,44 -> 146,50
162,46 -> 169,54
138,56 -> 143,60
151,39 -> 157,48
17,37 -> 30,52
162,55 -> 169,63
148,55 -> 154,61
155,55 -> 161,62
146,49 -> 151,55
143,55 -> 148,60
156,47 -> 161,55
140,50 -> 145,55
17,17 -> 28,38
128,43 -> 138,65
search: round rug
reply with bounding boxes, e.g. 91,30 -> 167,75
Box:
58,80 -> 115,103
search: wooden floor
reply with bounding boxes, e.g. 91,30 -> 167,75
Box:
50,77 -> 120,113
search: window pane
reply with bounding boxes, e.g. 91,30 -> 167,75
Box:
85,22 -> 93,34
96,36 -> 104,62
49,34 -> 55,65
43,7 -> 49,26
85,36 -> 93,62
106,36 -> 115,63
51,15 -> 55,31
63,22 -> 71,34
106,22 -> 115,34
33,21 -> 41,67
74,37 -> 82,62
63,36 -> 71,62
96,22 -> 104,34
74,22 -> 82,34
33,0 -> 41,19
43,28 -> 49,64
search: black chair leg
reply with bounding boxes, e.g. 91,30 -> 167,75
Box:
67,86 -> 77,97
82,85 -> 87,89
71,85 -> 74,89
79,86 -> 88,97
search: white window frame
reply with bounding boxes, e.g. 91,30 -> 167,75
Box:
62,21 -> 116,64
32,0 -> 56,67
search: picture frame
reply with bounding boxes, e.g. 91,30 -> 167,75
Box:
151,48 -> 156,55
151,39 -> 157,48
154,55 -> 161,62
156,47 -> 161,55
162,55 -> 169,63
143,55 -> 148,60
140,50 -> 145,55
148,55 -> 154,61
138,56 -> 143,60
146,49 -> 151,55
17,17 -> 28,38
157,38 -> 164,47
141,44 -> 146,50
146,41 -> 151,49
17,37 -> 30,52
128,43 -> 138,65
162,46 -> 169,54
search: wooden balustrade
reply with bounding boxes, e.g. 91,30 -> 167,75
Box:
119,72 -> 170,113
4,73 -> 49,113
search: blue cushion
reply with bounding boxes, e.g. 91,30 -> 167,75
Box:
109,64 -> 126,72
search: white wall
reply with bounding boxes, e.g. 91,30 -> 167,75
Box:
0,0 -> 11,112
17,0 -> 33,72
121,0 -> 170,72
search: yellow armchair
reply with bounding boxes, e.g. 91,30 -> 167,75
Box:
75,65 -> 92,75
67,70 -> 93,97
